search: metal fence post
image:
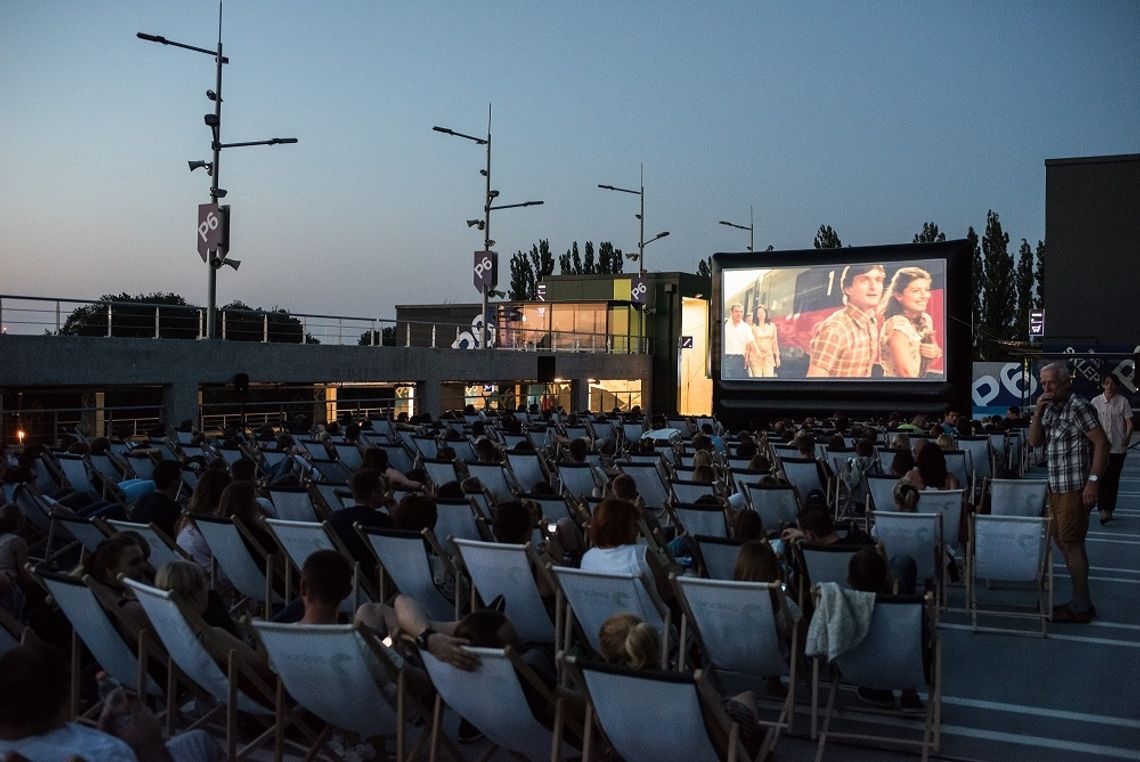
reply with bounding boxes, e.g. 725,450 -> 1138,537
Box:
55,301 -> 60,333
371,320 -> 378,346
338,318 -> 343,345
222,310 -> 227,339
106,303 -> 112,338
405,324 -> 411,347
198,309 -> 204,339
431,324 -> 436,348
302,316 -> 307,344
262,314 -> 269,343
154,307 -> 160,339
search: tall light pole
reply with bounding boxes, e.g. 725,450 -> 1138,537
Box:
598,164 -> 668,273
434,105 -> 543,350
718,205 -> 754,252
139,1 -> 296,339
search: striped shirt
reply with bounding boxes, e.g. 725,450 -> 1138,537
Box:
1041,393 -> 1101,492
808,304 -> 877,377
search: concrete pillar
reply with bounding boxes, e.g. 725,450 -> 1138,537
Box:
571,378 -> 590,413
415,380 -> 442,419
162,381 -> 200,429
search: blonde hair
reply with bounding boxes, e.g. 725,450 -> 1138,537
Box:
893,479 -> 921,513
598,613 -> 660,670
155,560 -> 207,601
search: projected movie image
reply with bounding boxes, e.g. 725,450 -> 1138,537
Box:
721,259 -> 947,380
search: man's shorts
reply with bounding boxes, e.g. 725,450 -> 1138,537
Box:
1048,489 -> 1088,543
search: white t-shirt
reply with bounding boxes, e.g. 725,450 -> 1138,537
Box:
1092,393 -> 1131,453
0,723 -> 139,762
723,319 -> 754,355
580,543 -> 652,579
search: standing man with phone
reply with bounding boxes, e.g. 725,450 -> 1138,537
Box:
1028,361 -> 1109,623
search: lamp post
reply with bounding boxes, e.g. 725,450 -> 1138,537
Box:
598,164 -> 668,273
718,205 -> 754,252
434,105 -> 543,350
138,2 -> 296,340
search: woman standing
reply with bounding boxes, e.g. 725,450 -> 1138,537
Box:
748,305 -> 781,377
1091,374 -> 1133,524
879,267 -> 943,378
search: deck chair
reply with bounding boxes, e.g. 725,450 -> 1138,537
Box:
50,514 -> 110,557
863,473 -> 900,512
190,515 -> 280,611
465,462 -> 515,502
567,657 -> 749,762
332,442 -> 364,472
957,436 -> 992,487
375,442 -> 415,474
359,527 -> 457,620
410,436 -> 441,460
966,515 -> 1053,636
523,494 -> 581,526
792,542 -> 862,607
452,539 -> 557,645
671,479 -> 720,505
253,622 -> 433,761
745,483 -> 800,531
38,570 -> 163,720
617,460 -> 672,510
691,535 -> 744,580
310,481 -> 348,516
123,578 -> 302,760
986,478 -> 1048,517
812,593 -> 941,761
55,453 -> 100,497
421,646 -> 574,761
915,489 -> 966,557
432,498 -> 484,556
104,519 -> 188,571
669,503 -> 729,538
310,458 -> 353,485
263,518 -> 369,611
555,462 -> 601,502
779,456 -> 829,503
550,566 -> 670,667
674,576 -> 797,756
215,447 -> 247,467
942,450 -> 973,496
267,486 -> 322,523
869,512 -> 943,594
421,459 -> 460,490
506,450 -> 552,493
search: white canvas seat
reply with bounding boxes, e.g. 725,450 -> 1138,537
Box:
745,483 -> 800,531
942,450 -> 973,495
957,436 -> 992,485
616,460 -> 671,510
267,486 -> 321,523
421,646 -> 574,760
671,479 -> 720,505
507,450 -> 552,492
410,436 -> 440,460
620,421 -> 644,444
568,658 -> 748,762
670,503 -> 729,538
674,576 -> 796,756
453,538 -> 556,645
915,489 -> 966,555
692,535 -> 744,580
779,456 -> 829,506
812,592 -> 941,761
360,527 -> 456,620
310,481 -> 348,515
51,514 -> 109,556
421,458 -> 460,490
190,515 -> 280,609
262,518 -> 365,612
104,519 -> 187,571
792,543 -> 861,606
123,578 -> 295,760
870,511 -> 943,591
524,494 -> 580,526
863,473 -> 900,512
375,442 -> 416,474
966,515 -> 1053,636
555,462 -> 601,501
309,458 -> 353,484
432,498 -> 484,555
465,462 -> 515,502
551,566 -> 670,666
986,478 -> 1048,517
215,447 -> 246,467
253,622 -> 430,761
332,442 -> 364,472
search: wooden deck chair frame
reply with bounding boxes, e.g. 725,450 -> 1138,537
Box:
253,621 -> 440,762
791,541 -> 864,609
420,643 -> 572,761
123,577 -> 319,761
691,535 -> 744,580
358,526 -> 460,620
984,477 -> 1048,517
811,591 -> 941,762
667,502 -> 730,538
465,462 -> 516,503
49,512 -> 110,560
867,511 -> 944,603
563,656 -> 748,762
103,518 -> 191,573
966,514 -> 1053,636
452,538 -> 557,647
189,514 -> 280,615
506,450 -> 553,494
263,518 -> 374,611
673,575 -> 798,758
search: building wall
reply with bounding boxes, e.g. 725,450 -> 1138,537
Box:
1044,154 -> 1140,347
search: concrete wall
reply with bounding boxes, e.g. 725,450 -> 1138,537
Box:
0,335 -> 652,422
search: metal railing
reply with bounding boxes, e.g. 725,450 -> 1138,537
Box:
0,294 -> 648,353
2,402 -> 165,446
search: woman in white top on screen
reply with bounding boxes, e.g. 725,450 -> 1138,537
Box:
879,267 -> 943,378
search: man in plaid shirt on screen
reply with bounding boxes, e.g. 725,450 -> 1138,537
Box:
806,263 -> 885,377
1028,361 -> 1109,623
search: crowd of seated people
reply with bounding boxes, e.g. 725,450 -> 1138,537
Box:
0,403 -> 1026,756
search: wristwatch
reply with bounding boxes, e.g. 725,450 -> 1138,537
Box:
1087,474 -> 1099,483
415,627 -> 436,652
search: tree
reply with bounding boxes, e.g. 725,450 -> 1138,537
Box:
60,292 -> 199,339
508,250 -> 536,300
913,222 -> 946,243
596,242 -> 624,273
979,210 -> 1016,358
967,226 -> 983,356
813,225 -> 842,249
697,257 -> 712,279
1034,239 -> 1045,309
219,301 -> 313,343
528,239 -> 555,283
358,327 -> 398,346
1015,238 -> 1034,341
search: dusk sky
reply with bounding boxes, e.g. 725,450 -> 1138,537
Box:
2,2 -> 1137,323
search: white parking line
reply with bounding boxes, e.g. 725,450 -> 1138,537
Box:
940,622 -> 1140,645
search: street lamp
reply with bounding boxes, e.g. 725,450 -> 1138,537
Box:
138,5 -> 297,340
434,105 -> 543,350
718,205 -> 755,252
598,164 -> 668,273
